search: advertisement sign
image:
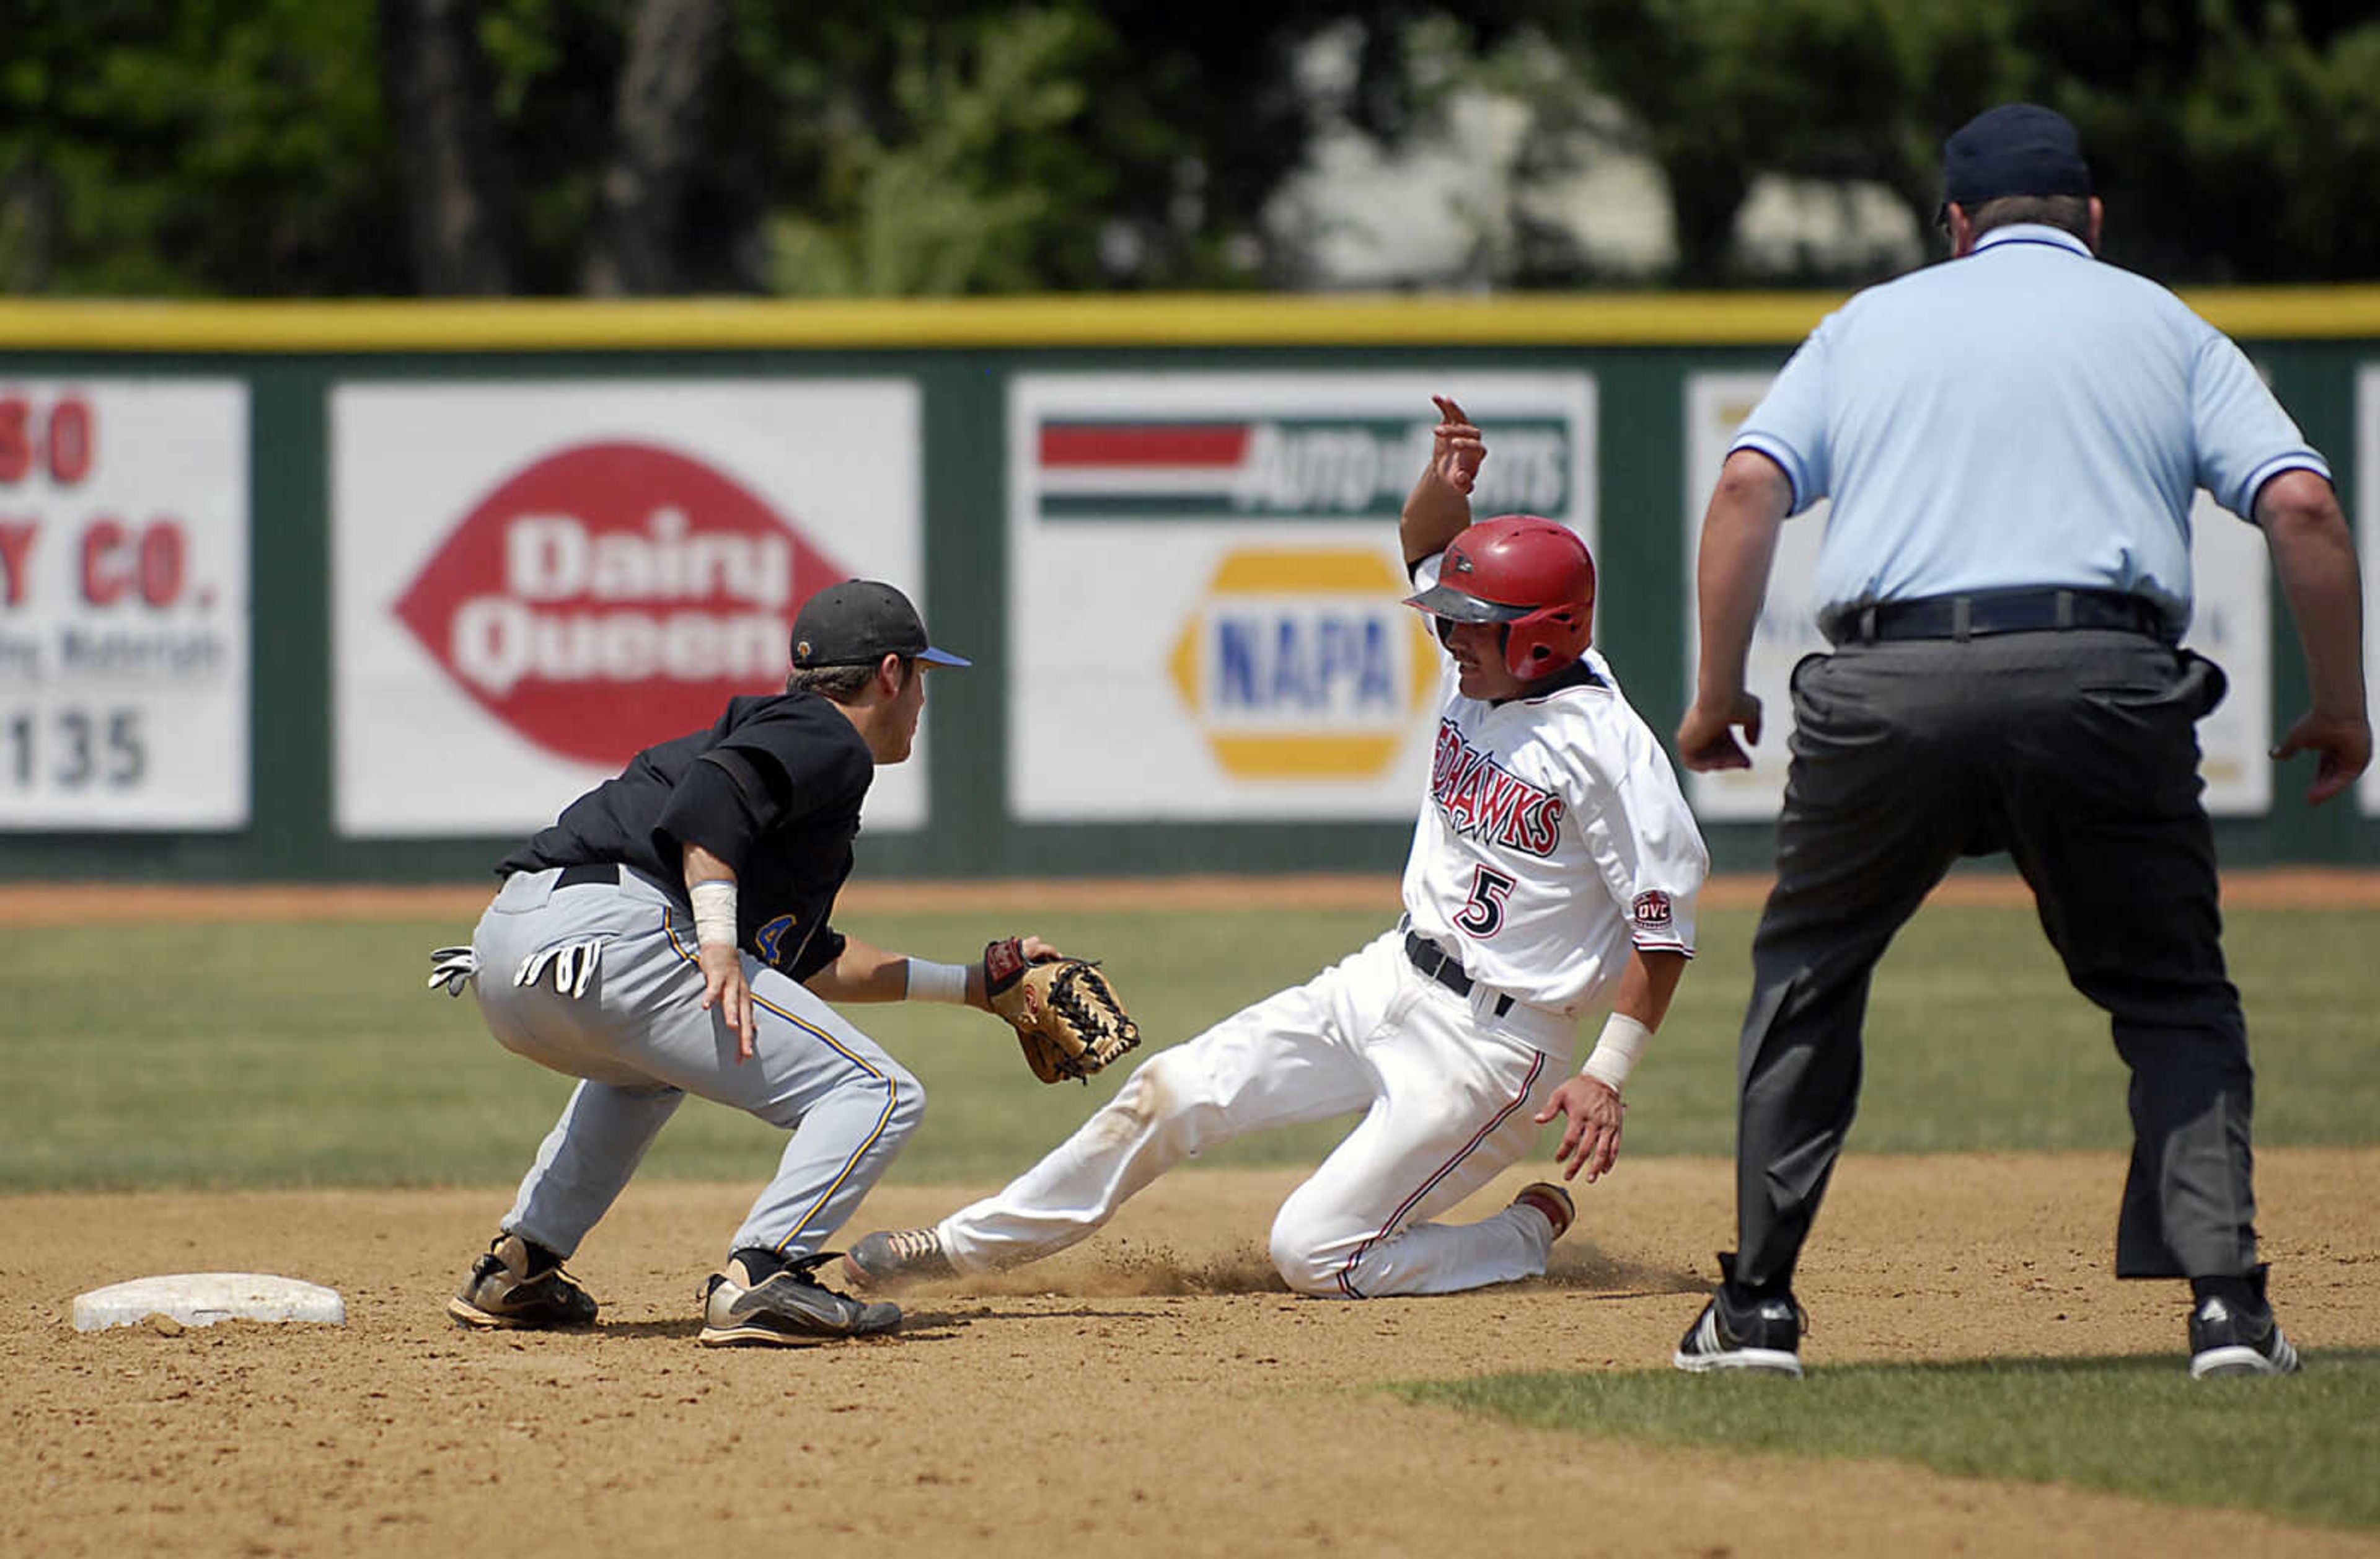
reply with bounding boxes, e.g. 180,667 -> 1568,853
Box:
0,380 -> 249,829
333,381 -> 926,837
1683,371 -> 2272,821
1008,372 -> 1596,820
2360,365 -> 2380,815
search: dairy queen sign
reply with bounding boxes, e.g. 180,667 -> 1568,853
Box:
332,381 -> 926,836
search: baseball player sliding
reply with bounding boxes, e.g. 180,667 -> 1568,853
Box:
845,397 -> 1710,1298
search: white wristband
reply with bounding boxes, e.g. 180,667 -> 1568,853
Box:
689,880 -> 738,949
1580,1012 -> 1653,1093
906,958 -> 971,1004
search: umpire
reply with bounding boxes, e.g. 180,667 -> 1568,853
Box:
1673,103 -> 2370,1378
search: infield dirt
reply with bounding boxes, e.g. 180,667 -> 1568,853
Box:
8,1150 -> 2378,1558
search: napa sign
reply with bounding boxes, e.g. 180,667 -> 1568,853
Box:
1006,371 -> 1597,822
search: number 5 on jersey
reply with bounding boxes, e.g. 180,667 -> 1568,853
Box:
1455,865 -> 1517,936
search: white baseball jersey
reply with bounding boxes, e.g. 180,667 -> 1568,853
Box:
1401,593 -> 1709,1016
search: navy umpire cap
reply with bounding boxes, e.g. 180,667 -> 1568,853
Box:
1942,103 -> 2093,209
789,579 -> 971,668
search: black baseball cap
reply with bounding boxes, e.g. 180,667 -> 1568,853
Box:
788,579 -> 970,669
1942,103 -> 2092,208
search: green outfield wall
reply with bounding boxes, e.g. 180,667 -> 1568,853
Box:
0,290 -> 2374,881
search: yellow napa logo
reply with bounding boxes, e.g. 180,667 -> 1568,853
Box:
1168,548 -> 1438,779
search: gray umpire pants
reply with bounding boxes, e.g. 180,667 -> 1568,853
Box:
1733,629 -> 2260,1287
470,865 -> 924,1264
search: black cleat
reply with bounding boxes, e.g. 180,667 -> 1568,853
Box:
447,1233 -> 599,1331
2188,1294 -> 2301,1379
1673,1253 -> 1804,1377
698,1252 -> 901,1347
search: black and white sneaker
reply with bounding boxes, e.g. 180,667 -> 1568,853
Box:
697,1252 -> 901,1347
1673,1254 -> 1804,1377
2188,1294 -> 2301,1379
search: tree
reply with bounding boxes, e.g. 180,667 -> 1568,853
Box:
1545,0 -> 2380,286
2014,1 -> 2380,284
381,0 -> 521,294
3,0 -> 2377,296
580,0 -> 732,294
0,0 -> 403,294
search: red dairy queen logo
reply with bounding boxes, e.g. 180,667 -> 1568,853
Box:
394,441 -> 852,765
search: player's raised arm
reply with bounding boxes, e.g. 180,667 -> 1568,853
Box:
1401,394 -> 1484,567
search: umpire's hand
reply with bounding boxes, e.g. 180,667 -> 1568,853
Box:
1676,691 -> 1764,771
2272,710 -> 2373,806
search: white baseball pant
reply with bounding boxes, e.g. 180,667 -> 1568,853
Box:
938,929 -> 1576,1296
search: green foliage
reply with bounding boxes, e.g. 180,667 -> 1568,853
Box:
1515,0 -> 2380,284
1400,1351 -> 2380,1531
764,11 -> 1099,296
0,901 -> 2372,1192
2061,4 -> 2380,284
0,0 -> 397,294
7,1 -> 2378,294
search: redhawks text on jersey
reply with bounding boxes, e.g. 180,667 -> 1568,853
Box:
1427,722 -> 1566,857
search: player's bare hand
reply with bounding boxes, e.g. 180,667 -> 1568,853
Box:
1676,692 -> 1763,771
1018,935 -> 1064,963
2271,709 -> 2373,806
1429,395 -> 1486,495
696,943 -> 757,1061
1536,1075 -> 1624,1183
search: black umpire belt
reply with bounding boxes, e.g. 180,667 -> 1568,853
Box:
1404,930 -> 1517,1018
555,862 -> 622,888
1820,587 -> 2171,647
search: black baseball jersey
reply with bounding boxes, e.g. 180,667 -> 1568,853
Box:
496,692 -> 873,981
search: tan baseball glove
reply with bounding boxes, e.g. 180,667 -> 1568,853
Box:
982,936 -> 1142,1085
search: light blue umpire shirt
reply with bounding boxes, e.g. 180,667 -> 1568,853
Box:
1730,223 -> 2331,639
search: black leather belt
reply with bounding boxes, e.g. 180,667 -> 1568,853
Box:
556,862 -> 622,888
1404,930 -> 1515,1018
1821,588 -> 2168,646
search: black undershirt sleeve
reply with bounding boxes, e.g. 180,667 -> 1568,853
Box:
653,749 -> 778,873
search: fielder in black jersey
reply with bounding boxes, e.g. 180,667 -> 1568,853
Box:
436,580 -> 1062,1348
497,692 -> 873,987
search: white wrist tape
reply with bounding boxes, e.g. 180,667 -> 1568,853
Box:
906,958 -> 971,1004
1580,1012 -> 1653,1093
689,880 -> 738,948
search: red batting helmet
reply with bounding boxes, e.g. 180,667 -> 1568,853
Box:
1403,515 -> 1596,679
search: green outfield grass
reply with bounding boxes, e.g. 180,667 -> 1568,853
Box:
1398,1351 -> 2380,1532
1,900 -> 2374,1190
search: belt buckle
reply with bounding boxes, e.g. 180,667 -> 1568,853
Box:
1408,932 -> 1462,993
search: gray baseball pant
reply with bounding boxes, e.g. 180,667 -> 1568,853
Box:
469,865 -> 923,1263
